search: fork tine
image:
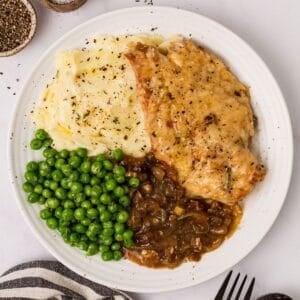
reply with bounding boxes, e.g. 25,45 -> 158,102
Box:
244,277 -> 255,300
226,273 -> 240,300
235,275 -> 247,300
214,270 -> 233,300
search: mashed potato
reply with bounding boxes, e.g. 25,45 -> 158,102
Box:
33,35 -> 163,157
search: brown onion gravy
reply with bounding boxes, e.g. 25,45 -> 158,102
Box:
121,154 -> 242,268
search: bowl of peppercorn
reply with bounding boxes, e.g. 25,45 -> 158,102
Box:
0,0 -> 37,57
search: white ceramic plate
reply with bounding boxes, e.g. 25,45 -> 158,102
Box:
9,7 -> 293,293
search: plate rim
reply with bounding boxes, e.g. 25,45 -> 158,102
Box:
8,6 -> 294,293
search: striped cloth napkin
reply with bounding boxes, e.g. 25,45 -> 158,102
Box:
0,260 -> 131,300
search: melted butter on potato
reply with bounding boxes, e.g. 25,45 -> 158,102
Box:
33,35 -> 164,157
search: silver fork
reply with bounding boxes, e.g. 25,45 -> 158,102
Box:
215,270 -> 255,300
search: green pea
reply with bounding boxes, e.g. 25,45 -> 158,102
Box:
123,229 -> 134,240
42,189 -> 52,198
69,150 -> 77,157
115,175 -> 126,184
84,185 -> 92,196
80,160 -> 91,173
74,207 -> 86,221
123,238 -> 134,248
61,164 -> 72,176
102,228 -> 114,236
81,218 -> 91,227
39,161 -> 52,175
35,129 -> 48,140
69,156 -> 82,168
67,191 -> 77,200
58,225 -> 71,235
55,158 -> 65,170
87,208 -> 98,220
128,177 -> 140,188
90,161 -> 102,175
25,171 -> 38,184
74,193 -> 86,206
74,223 -> 87,234
27,192 -> 39,203
80,173 -> 90,184
113,186 -> 124,198
116,211 -> 129,223
46,157 -> 56,167
113,165 -> 126,177
97,205 -> 106,214
103,160 -> 113,171
103,221 -> 114,229
47,197 -> 60,209
23,182 -> 34,193
46,217 -> 58,229
54,206 -> 63,219
76,148 -> 88,158
108,203 -> 118,213
99,244 -> 110,253
43,138 -> 53,148
55,187 -> 67,200
70,182 -> 83,194
90,185 -> 102,197
114,233 -> 123,241
86,243 -> 99,256
99,193 -> 112,205
43,148 -> 57,159
49,181 -> 59,191
78,240 -> 88,251
90,196 -> 99,206
100,210 -> 112,222
96,153 -> 106,162
26,161 -> 39,172
104,173 -> 114,181
90,176 -> 100,186
59,149 -> 69,159
113,250 -> 123,261
112,148 -> 124,161
105,179 -> 117,191
62,232 -> 71,244
96,169 -> 107,179
70,232 -> 80,244
38,196 -> 46,205
102,236 -> 113,246
101,251 -> 114,261
81,200 -> 92,210
40,208 -> 52,219
68,171 -> 80,182
44,180 -> 51,188
111,242 -> 121,251
114,222 -> 125,234
122,185 -> 129,194
119,195 -> 130,207
64,200 -> 75,209
52,170 -> 63,182
30,138 -> 43,150
62,208 -> 74,221
88,223 -> 102,235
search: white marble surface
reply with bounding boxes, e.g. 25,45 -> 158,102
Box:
1,0 -> 299,299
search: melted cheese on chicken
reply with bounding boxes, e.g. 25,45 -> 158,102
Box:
33,35 -> 163,157
126,39 -> 266,205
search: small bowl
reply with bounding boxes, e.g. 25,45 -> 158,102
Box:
38,0 -> 87,13
0,0 -> 37,57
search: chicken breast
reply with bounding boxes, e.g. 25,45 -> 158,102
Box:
126,39 -> 265,205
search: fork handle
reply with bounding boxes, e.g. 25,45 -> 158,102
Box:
256,293 -> 293,300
